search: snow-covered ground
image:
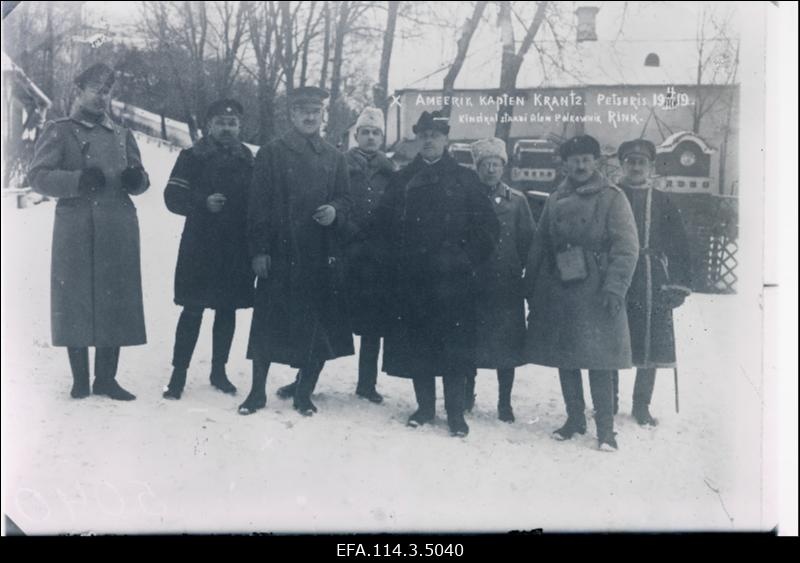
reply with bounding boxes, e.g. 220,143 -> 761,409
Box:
1,133 -> 768,534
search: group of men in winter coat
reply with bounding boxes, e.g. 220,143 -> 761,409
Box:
29,62 -> 692,452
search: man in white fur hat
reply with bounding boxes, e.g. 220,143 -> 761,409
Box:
343,107 -> 396,402
467,137 -> 536,423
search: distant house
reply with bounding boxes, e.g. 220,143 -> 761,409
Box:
2,52 -> 52,190
384,9 -> 739,197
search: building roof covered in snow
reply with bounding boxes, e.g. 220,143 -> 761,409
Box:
2,51 -> 52,110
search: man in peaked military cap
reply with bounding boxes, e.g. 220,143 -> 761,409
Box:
162,98 -> 255,400
276,105 -> 395,405
241,85 -> 354,417
524,133 -> 639,451
611,138 -> 692,426
205,98 -> 244,122
368,109 -> 499,437
289,85 -> 330,108
28,61 -> 150,402
74,62 -> 117,93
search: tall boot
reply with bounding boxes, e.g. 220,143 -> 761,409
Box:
356,335 -> 383,403
463,371 -> 476,412
93,347 -> 135,401
293,361 -> 324,416
497,368 -> 515,423
163,368 -> 187,400
553,369 -> 586,440
612,370 -> 620,415
589,369 -> 617,451
210,309 -> 237,394
632,368 -> 658,426
68,347 -> 90,399
238,359 -> 270,415
164,308 -> 203,398
407,375 -> 436,427
444,371 -> 469,437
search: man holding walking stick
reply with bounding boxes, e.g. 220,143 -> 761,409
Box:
612,139 -> 693,426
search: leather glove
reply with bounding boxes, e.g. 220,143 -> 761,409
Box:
120,165 -> 145,192
79,166 -> 106,195
661,287 -> 689,308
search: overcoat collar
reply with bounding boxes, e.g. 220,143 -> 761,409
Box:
618,177 -> 656,191
283,127 -> 324,155
404,151 -> 459,190
555,171 -> 610,199
486,182 -> 511,200
190,135 -> 252,162
346,147 -> 394,174
70,108 -> 115,131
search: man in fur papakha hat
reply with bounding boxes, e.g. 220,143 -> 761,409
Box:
524,134 -> 639,451
466,137 -> 536,423
340,107 -> 396,403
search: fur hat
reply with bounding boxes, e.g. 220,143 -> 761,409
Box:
559,134 -> 601,160
471,137 -> 508,166
355,107 -> 385,133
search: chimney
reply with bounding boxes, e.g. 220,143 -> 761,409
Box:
575,5 -> 599,42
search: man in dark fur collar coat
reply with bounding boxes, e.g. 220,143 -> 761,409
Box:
372,110 -> 499,438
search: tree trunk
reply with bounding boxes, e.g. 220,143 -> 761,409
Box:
493,1 -> 515,143
43,2 -> 54,99
493,1 -> 548,145
299,1 -> 318,87
320,1 -> 331,89
374,0 -> 400,113
440,1 -> 487,118
257,64 -> 276,144
281,0 -> 294,94
330,1 -> 350,105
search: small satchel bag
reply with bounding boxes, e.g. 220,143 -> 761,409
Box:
555,245 -> 589,283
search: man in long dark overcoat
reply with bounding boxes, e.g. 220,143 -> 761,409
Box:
612,139 -> 692,426
274,106 -> 395,405
372,110 -> 499,437
524,135 -> 639,451
240,86 -> 353,416
162,99 -> 255,400
28,62 -> 149,401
